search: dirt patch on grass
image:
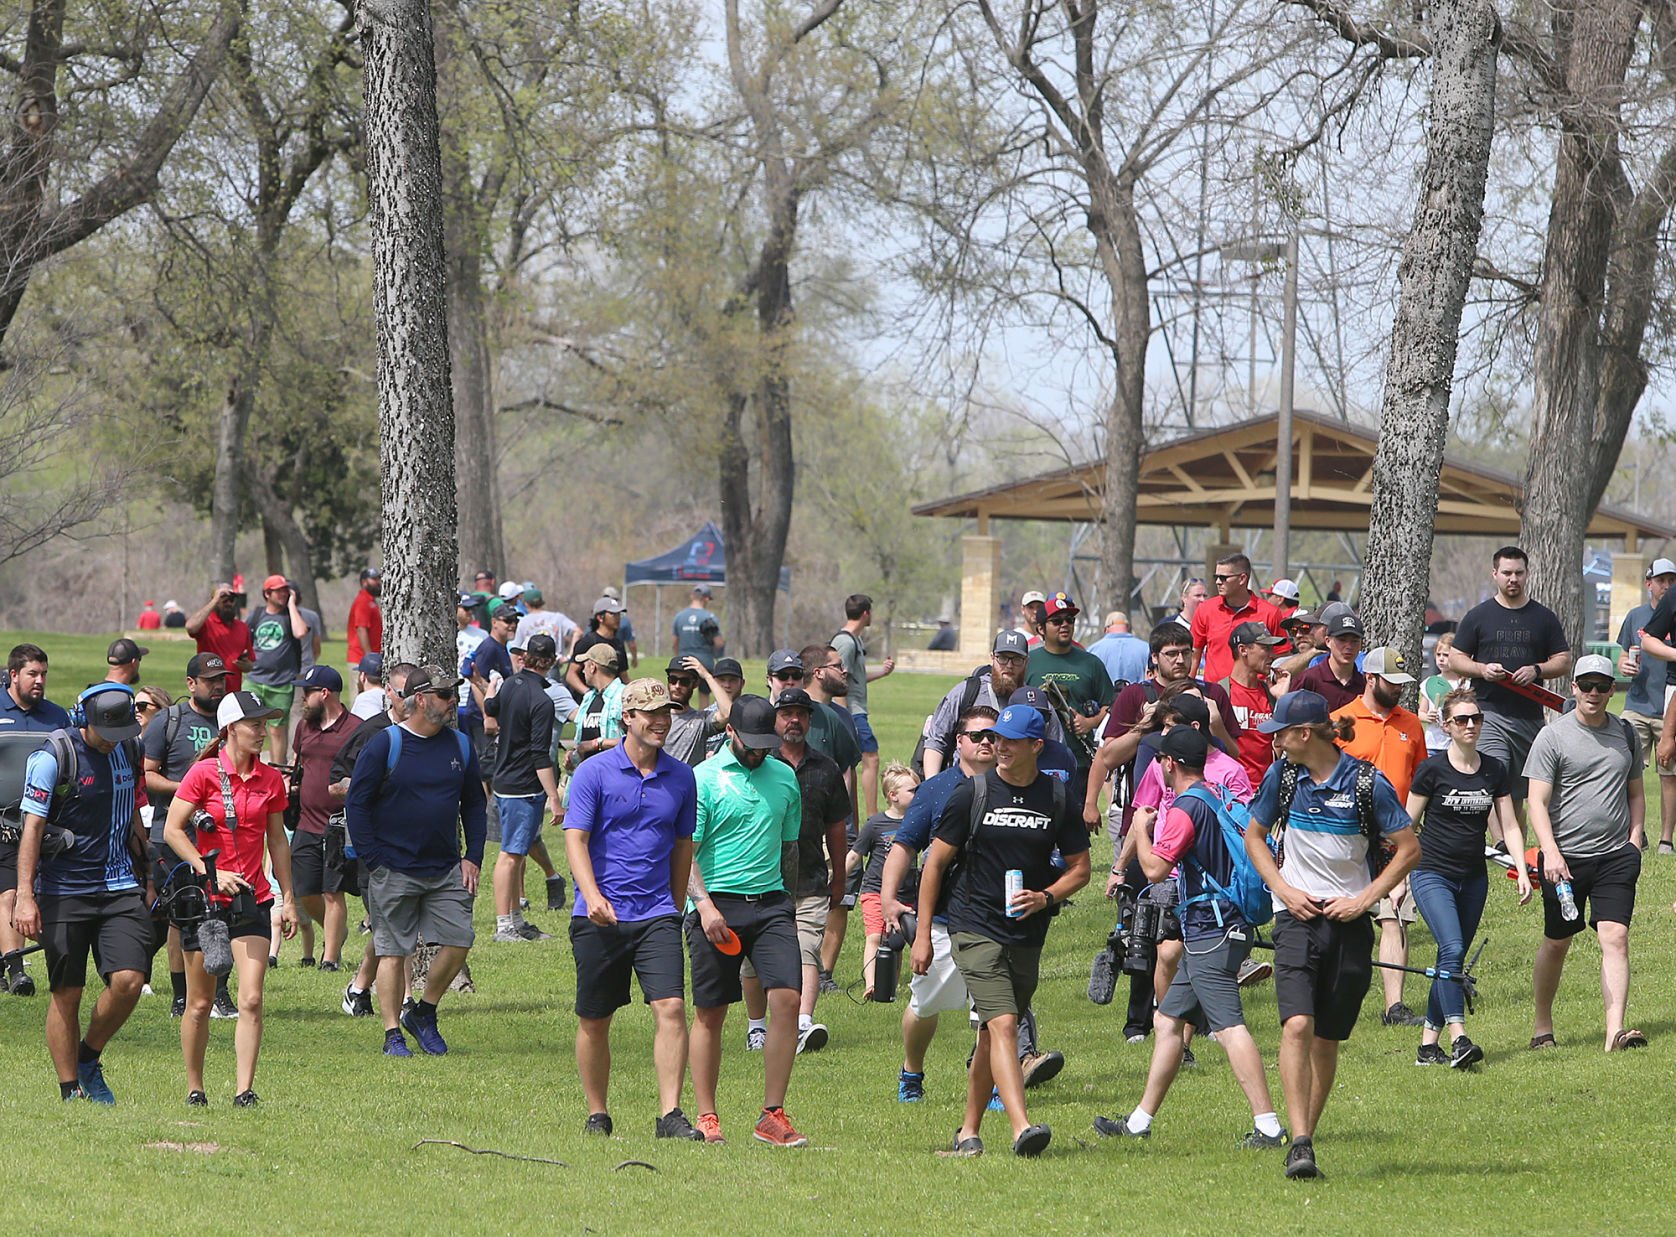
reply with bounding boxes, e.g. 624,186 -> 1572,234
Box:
145,1140 -> 221,1154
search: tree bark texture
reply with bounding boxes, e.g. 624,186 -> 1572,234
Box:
0,0 -> 240,355
362,0 -> 459,670
1520,0 -> 1641,657
1361,0 -> 1499,672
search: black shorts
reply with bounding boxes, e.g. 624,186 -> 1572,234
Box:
292,830 -> 344,897
0,836 -> 17,894
684,893 -> 801,1009
1539,843 -> 1640,939
39,891 -> 154,992
570,914 -> 685,1018
181,904 -> 272,954
1273,910 -> 1375,1041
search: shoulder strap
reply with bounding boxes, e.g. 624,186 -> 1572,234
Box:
455,728 -> 472,766
163,702 -> 183,760
379,725 -> 404,797
1051,774 -> 1066,823
965,772 -> 988,858
47,730 -> 77,793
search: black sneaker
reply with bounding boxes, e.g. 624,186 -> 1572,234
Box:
233,1090 -> 259,1108
546,874 -> 567,911
1449,1035 -> 1485,1069
1239,1127 -> 1288,1149
1416,1043 -> 1450,1066
171,996 -> 186,1018
319,960 -> 341,973
299,956 -> 316,969
10,972 -> 35,997
211,993 -> 238,1019
584,1112 -> 614,1136
817,969 -> 839,994
186,1090 -> 208,1108
655,1107 -> 706,1141
1382,1001 -> 1423,1027
342,985 -> 375,1017
1180,1046 -> 1198,1069
1284,1138 -> 1323,1179
1092,1114 -> 1149,1139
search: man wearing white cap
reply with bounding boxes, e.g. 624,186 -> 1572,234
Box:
1267,579 -> 1300,623
1017,590 -> 1047,646
1619,558 -> 1676,854
1525,654 -> 1647,1052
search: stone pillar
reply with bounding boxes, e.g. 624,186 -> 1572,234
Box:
1610,551 -> 1646,646
959,535 -> 1002,661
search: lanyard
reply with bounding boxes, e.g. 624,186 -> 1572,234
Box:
217,755 -> 239,841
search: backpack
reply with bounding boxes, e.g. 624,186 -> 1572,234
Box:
0,729 -> 137,848
380,724 -> 473,787
1176,782 -> 1274,928
1270,756 -> 1383,877
910,665 -> 990,778
938,772 -> 1068,915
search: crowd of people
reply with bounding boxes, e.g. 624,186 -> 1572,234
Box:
0,547 -> 1667,1176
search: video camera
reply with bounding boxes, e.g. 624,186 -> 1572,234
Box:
872,912 -> 918,1004
1089,882 -> 1181,1002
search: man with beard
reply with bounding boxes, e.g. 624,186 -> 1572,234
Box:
142,653 -> 230,1015
186,583 -> 256,692
1333,648 -> 1429,1028
347,568 -> 384,680
0,644 -> 73,995
921,631 -> 1064,778
663,655 -> 733,766
291,666 -> 363,972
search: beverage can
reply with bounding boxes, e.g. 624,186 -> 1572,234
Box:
1005,869 -> 1024,918
1627,647 -> 1641,673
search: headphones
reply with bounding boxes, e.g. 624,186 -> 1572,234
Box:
69,682 -> 137,729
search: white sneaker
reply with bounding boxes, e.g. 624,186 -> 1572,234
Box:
796,1023 -> 829,1054
492,927 -> 526,943
745,1026 -> 766,1051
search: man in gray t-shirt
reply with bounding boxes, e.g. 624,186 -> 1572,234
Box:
1524,654 -> 1648,1053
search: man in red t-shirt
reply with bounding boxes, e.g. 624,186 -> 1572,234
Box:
185,583 -> 255,691
1223,621 -> 1284,788
1190,554 -> 1283,684
136,601 -> 162,630
347,568 -> 384,672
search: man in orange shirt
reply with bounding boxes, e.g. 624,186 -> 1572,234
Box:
1332,646 -> 1428,1028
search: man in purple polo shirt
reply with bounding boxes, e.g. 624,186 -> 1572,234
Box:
565,677 -> 705,1142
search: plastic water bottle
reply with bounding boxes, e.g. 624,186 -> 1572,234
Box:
1556,879 -> 1579,922
1005,869 -> 1025,919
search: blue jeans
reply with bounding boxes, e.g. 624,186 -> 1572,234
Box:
1408,867 -> 1487,1029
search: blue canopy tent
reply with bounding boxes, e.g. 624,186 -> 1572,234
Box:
624,521 -> 791,655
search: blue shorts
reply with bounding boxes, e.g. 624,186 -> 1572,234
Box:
495,794 -> 545,856
853,712 -> 879,754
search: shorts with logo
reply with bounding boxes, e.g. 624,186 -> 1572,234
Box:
685,892 -> 800,1007
908,920 -> 970,1017
291,829 -> 346,897
1273,910 -> 1375,1041
363,866 -> 475,955
949,931 -> 1040,1027
570,914 -> 684,1017
495,793 -> 545,856
39,891 -> 153,992
1538,843 -> 1639,939
249,682 -> 295,725
1160,929 -> 1253,1033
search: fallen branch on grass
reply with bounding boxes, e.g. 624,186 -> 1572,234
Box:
413,1139 -> 570,1167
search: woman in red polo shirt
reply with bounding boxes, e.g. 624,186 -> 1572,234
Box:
162,691 -> 298,1108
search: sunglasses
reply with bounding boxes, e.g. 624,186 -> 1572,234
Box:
771,671 -> 803,681
134,701 -> 159,714
1214,572 -> 1243,583
960,729 -> 998,743
1576,680 -> 1614,695
667,675 -> 699,688
1044,614 -> 1076,624
1448,712 -> 1483,725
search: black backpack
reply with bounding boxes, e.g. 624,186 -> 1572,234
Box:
1270,757 -> 1382,876
911,666 -> 991,778
0,729 -> 137,849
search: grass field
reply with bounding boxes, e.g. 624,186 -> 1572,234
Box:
3,632 -> 1674,1232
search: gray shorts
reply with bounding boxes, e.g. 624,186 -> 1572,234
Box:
364,865 -> 476,956
1159,930 -> 1252,1033
1478,710 -> 1544,802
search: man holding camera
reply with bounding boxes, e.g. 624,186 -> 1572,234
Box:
1093,726 -> 1285,1148
915,703 -> 1091,1157
186,584 -> 256,692
13,685 -> 151,1103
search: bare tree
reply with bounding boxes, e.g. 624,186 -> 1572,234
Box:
361,0 -> 457,668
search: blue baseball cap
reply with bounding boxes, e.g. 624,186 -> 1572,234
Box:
1009,685 -> 1049,712
296,665 -> 343,693
993,704 -> 1045,740
1257,689 -> 1331,734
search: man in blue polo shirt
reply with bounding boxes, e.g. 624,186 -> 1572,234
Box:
13,684 -> 149,1103
565,678 -> 704,1142
0,642 -> 73,994
1243,690 -> 1418,1181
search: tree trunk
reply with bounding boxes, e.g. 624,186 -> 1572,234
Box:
1362,0 -> 1499,674
210,343 -> 264,583
1520,0 -> 1641,656
247,466 -> 321,613
362,0 -> 459,670
1091,177 -> 1148,613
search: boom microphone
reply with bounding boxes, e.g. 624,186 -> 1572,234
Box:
198,916 -> 234,978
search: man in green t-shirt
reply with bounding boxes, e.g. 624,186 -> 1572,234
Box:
685,695 -> 810,1148
1025,592 -> 1114,802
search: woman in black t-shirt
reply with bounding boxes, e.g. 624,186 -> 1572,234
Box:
1405,687 -> 1529,1069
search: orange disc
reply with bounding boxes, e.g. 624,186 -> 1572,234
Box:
714,929 -> 742,955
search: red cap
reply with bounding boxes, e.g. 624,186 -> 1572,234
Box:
262,574 -> 289,592
1042,591 -> 1079,619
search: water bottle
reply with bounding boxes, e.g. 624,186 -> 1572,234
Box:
1556,879 -> 1579,922
1005,869 -> 1025,919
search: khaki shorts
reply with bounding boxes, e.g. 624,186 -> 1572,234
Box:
1374,887 -> 1418,924
1623,710 -> 1674,777
742,894 -> 828,978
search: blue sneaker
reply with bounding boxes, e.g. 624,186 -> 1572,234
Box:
401,1005 -> 448,1055
897,1070 -> 925,1103
76,1059 -> 115,1105
987,1086 -> 1004,1113
383,1030 -> 413,1058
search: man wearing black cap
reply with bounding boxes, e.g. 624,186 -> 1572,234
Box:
922,630 -> 1065,779
143,652 -> 229,1013
673,585 -> 723,673
345,664 -> 486,1057
1094,725 -> 1285,1149
347,568 -> 383,679
1224,620 -> 1286,787
13,684 -> 152,1101
103,639 -> 150,687
349,654 -> 389,720
664,655 -> 732,766
686,695 -> 810,1147
485,633 -> 566,943
292,666 -> 362,972
702,658 -> 746,760
1291,607 -> 1367,712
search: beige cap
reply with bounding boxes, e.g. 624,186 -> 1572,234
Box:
581,644 -> 621,671
622,678 -> 678,712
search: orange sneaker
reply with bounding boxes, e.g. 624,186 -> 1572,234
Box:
753,1107 -> 808,1147
696,1112 -> 726,1144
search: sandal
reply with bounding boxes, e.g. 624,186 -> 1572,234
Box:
1611,1028 -> 1649,1051
1529,1033 -> 1558,1050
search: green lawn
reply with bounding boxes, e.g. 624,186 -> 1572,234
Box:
2,633 -> 1672,1232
